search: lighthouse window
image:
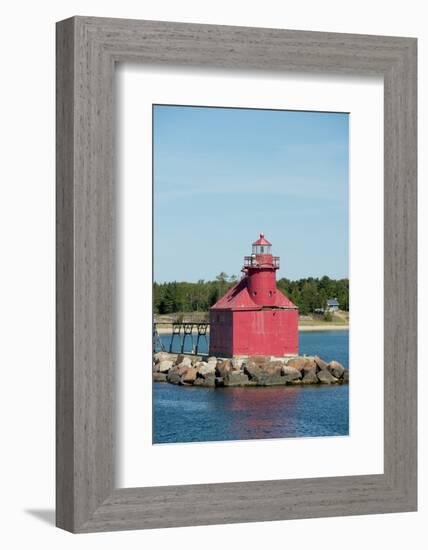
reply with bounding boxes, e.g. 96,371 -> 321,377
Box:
252,244 -> 272,255
268,291 -> 273,297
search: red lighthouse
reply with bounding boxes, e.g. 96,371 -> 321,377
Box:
209,233 -> 298,358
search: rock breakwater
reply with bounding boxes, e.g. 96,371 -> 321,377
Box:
153,352 -> 349,388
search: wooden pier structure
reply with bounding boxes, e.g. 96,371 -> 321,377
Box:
153,322 -> 209,355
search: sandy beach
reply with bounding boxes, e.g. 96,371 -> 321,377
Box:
298,324 -> 349,332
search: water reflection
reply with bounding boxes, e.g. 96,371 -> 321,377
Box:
225,387 -> 300,438
227,386 -> 299,412
153,383 -> 348,444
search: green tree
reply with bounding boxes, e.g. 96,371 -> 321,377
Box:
153,275 -> 349,315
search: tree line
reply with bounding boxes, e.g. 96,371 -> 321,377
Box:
154,274 -> 349,316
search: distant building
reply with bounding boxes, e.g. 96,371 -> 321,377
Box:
326,298 -> 339,312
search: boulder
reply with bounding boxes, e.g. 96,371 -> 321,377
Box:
244,363 -> 284,386
207,359 -> 217,369
216,360 -> 233,378
154,351 -> 171,364
246,360 -> 281,373
177,356 -> 193,368
328,361 -> 345,379
240,361 -> 248,372
176,365 -> 189,376
223,371 -> 251,387
181,367 -> 197,384
286,356 -> 306,371
264,364 -> 283,375
270,357 -> 288,365
301,359 -> 317,375
232,358 -> 244,370
287,356 -> 317,375
314,355 -> 329,371
215,377 -> 225,387
243,364 -> 259,379
152,372 -> 167,382
194,374 -> 216,387
167,367 -> 181,385
196,362 -> 216,377
248,355 -> 269,365
317,368 -> 339,384
175,354 -> 185,365
268,360 -> 287,370
301,370 -> 319,384
207,356 -> 217,363
158,359 -> 174,373
262,374 -> 284,386
342,370 -> 350,383
281,366 -> 302,382
152,362 -> 159,373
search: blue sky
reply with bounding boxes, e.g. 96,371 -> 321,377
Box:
153,105 -> 349,282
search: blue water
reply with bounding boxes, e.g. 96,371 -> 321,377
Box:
153,330 -> 349,444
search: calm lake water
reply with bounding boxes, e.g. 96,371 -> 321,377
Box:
153,330 -> 349,444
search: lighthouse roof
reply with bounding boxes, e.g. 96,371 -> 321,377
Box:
210,277 -> 297,311
252,232 -> 272,246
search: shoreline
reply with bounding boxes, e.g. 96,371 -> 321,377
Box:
298,325 -> 349,332
156,325 -> 349,334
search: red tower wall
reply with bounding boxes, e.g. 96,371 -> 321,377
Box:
246,268 -> 277,307
209,309 -> 233,357
232,309 -> 298,357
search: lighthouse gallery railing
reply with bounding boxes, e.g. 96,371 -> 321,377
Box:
243,256 -> 280,268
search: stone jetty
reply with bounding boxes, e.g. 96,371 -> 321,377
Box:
153,352 -> 349,388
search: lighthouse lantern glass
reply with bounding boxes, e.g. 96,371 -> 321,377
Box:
252,244 -> 271,255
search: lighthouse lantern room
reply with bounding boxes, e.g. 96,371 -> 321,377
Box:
209,233 -> 298,358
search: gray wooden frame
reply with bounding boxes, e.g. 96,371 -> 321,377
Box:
56,16 -> 417,533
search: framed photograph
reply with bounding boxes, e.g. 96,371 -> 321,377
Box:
150,105 -> 350,446
56,16 -> 417,532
